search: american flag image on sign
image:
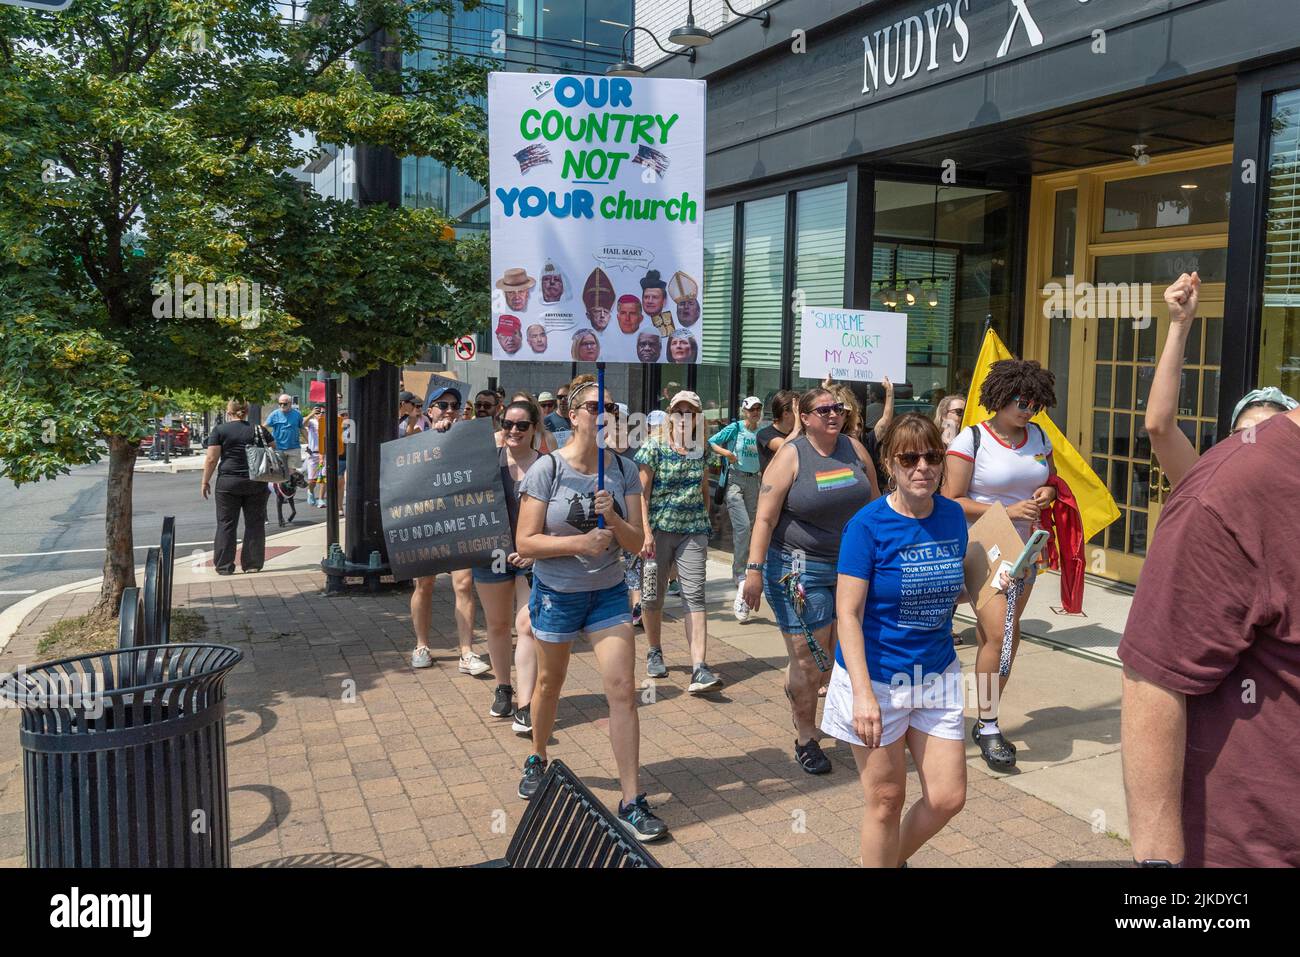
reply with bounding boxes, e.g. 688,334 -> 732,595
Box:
514,145 -> 551,174
632,146 -> 669,176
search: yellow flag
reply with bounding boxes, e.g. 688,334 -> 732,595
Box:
960,328 -> 1120,543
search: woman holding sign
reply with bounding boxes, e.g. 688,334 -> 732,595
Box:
942,359 -> 1057,772
742,389 -> 880,775
514,380 -> 668,843
474,399 -> 542,731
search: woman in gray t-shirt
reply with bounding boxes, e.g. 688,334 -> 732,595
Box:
514,380 -> 667,843
741,387 -> 880,776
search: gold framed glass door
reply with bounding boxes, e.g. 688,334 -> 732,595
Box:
1023,146 -> 1231,584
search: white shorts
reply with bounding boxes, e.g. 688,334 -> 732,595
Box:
820,659 -> 966,748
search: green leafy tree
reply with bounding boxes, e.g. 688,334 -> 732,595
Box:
1,0 -> 489,615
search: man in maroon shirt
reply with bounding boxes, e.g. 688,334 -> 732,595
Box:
1120,408 -> 1300,866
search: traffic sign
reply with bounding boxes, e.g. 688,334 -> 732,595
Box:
0,0 -> 74,10
453,336 -> 476,361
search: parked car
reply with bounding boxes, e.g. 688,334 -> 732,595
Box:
140,419 -> 193,455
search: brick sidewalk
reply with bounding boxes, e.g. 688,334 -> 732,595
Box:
0,573 -> 1129,868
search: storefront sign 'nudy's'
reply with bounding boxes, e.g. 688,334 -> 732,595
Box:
863,0 -> 1056,97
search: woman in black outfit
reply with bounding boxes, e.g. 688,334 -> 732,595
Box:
201,399 -> 273,575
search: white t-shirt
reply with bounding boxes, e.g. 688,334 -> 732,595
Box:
306,416 -> 320,453
947,421 -> 1053,539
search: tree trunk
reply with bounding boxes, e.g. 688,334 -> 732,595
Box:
95,435 -> 139,616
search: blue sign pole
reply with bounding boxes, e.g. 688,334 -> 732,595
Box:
596,362 -> 606,529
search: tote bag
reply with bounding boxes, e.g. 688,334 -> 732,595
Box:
246,425 -> 289,483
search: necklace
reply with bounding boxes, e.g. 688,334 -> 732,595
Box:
988,421 -> 1024,446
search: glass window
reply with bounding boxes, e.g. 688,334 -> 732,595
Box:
873,181 -> 1015,414
1261,88 -> 1300,401
1102,165 -> 1231,232
537,2 -> 586,52
1051,189 -> 1077,277
587,0 -> 632,58
791,183 -> 848,389
739,196 -> 786,373
1094,248 -> 1227,284
700,206 -> 735,423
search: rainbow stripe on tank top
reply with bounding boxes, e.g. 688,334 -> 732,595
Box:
814,466 -> 857,491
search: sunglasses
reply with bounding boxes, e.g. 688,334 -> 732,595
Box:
1012,396 -> 1043,414
580,401 -> 620,415
502,419 -> 534,432
810,403 -> 846,418
475,402 -> 496,411
278,401 -> 291,406
433,401 -> 461,412
895,450 -> 946,468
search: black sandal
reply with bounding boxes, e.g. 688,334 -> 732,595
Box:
973,721 -> 1017,770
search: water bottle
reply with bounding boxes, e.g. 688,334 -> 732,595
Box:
642,558 -> 659,605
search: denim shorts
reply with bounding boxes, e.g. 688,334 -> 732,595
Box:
471,564 -> 532,585
530,577 -> 631,643
762,548 -> 839,636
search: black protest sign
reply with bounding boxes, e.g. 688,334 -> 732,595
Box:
423,372 -> 465,409
379,418 -> 511,580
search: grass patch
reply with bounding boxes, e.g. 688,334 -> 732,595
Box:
36,607 -> 209,659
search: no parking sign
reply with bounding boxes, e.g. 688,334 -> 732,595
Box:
454,335 -> 476,361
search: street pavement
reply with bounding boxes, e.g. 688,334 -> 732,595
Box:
0,461 -> 325,615
0,523 -> 1132,868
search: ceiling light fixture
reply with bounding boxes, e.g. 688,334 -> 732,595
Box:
606,26 -> 697,76
1131,143 -> 1151,167
669,0 -> 713,46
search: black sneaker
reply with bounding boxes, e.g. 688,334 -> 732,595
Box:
617,793 -> 669,842
489,684 -> 514,718
518,754 -> 547,800
511,704 -> 532,736
794,737 -> 832,775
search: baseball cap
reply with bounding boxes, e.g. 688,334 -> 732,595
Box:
537,391 -> 556,403
1231,386 -> 1298,427
496,315 -> 521,335
428,386 -> 462,405
741,396 -> 762,410
669,390 -> 702,411
399,391 -> 418,404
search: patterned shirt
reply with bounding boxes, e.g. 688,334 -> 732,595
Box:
634,438 -> 711,534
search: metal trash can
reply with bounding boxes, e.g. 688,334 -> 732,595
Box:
0,643 -> 243,867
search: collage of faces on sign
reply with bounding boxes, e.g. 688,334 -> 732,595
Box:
493,261 -> 701,364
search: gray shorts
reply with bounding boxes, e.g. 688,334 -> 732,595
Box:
643,530 -> 708,612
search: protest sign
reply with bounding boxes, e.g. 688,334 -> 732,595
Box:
488,73 -> 705,365
798,307 -> 907,384
421,372 -> 464,410
379,419 -> 510,580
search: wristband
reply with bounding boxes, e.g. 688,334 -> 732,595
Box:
745,563 -> 764,572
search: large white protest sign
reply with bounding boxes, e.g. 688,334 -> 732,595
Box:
799,306 -> 908,383
488,73 -> 704,365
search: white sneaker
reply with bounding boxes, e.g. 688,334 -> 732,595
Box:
459,652 -> 490,676
733,580 -> 752,623
411,646 -> 433,669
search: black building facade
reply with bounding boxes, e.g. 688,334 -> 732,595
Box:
642,0 -> 1300,583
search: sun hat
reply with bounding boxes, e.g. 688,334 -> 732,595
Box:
741,396 -> 762,410
669,390 -> 702,411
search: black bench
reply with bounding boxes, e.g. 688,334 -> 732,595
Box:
477,760 -> 661,868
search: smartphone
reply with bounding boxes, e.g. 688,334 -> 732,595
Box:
1008,529 -> 1051,579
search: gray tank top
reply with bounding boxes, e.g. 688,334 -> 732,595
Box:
771,434 -> 874,562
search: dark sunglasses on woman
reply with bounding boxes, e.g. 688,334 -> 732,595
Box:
501,419 -> 534,432
580,401 -> 620,415
895,450 -> 946,468
1012,395 -> 1042,414
811,402 -> 846,417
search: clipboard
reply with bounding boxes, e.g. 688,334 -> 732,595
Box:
962,502 -> 1026,611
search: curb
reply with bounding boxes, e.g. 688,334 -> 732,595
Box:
0,524 -> 325,655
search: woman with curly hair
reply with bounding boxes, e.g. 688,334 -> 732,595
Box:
941,358 -> 1058,772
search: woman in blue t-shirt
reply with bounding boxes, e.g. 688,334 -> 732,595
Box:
824,414 -> 1025,867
